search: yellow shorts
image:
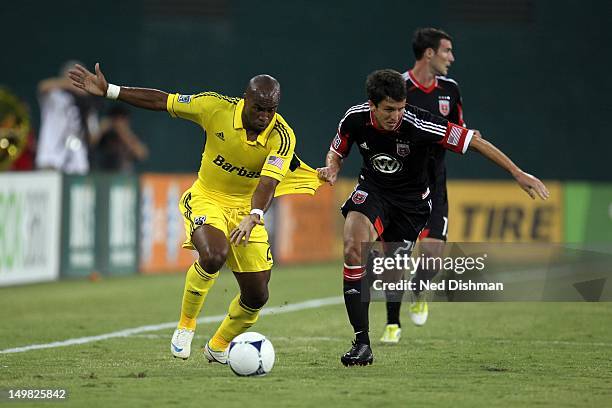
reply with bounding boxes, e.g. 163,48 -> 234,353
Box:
178,182 -> 273,273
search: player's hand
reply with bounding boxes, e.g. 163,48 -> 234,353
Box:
230,214 -> 264,246
68,63 -> 109,97
514,170 -> 550,200
316,166 -> 339,185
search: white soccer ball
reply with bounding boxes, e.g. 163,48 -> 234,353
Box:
227,332 -> 275,377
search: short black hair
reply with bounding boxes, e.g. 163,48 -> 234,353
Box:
412,28 -> 453,60
366,69 -> 406,106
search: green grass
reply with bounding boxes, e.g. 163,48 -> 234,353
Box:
1,263 -> 611,407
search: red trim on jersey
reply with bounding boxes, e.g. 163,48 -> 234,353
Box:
408,70 -> 437,94
419,228 -> 431,240
330,131 -> 350,158
439,123 -> 470,154
374,216 -> 384,237
457,102 -> 465,127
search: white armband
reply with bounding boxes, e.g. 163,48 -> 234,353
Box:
250,209 -> 264,219
106,83 -> 121,100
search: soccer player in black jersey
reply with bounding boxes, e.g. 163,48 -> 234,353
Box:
317,69 -> 549,366
381,28 -> 465,343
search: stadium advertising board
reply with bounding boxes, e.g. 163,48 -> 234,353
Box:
446,181 -> 563,242
61,176 -> 97,277
97,175 -> 139,276
61,175 -> 139,277
0,172 -> 61,286
564,183 -> 612,243
139,174 -> 196,273
274,184 -> 337,263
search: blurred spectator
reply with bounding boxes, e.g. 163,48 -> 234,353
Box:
0,88 -> 31,171
91,105 -> 149,172
36,60 -> 100,174
9,131 -> 36,170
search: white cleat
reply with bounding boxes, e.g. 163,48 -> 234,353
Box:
409,293 -> 429,326
171,328 -> 194,360
203,341 -> 228,365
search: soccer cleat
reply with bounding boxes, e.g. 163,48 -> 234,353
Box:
340,341 -> 374,367
409,294 -> 429,326
380,324 -> 402,343
203,341 -> 228,365
171,328 -> 195,360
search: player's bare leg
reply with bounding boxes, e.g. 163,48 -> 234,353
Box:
205,269 -> 271,364
171,225 -> 228,360
341,211 -> 378,366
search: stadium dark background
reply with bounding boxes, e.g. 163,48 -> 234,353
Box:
2,0 -> 610,180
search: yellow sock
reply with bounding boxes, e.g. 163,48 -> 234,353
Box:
209,294 -> 260,351
178,261 -> 218,330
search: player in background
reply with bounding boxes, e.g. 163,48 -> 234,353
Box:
317,69 -> 548,366
70,63 -> 323,364
380,27 -> 464,343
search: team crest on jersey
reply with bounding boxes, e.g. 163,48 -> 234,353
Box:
438,98 -> 450,116
215,132 -> 225,140
396,143 -> 410,157
352,190 -> 368,204
194,215 -> 207,225
178,94 -> 192,104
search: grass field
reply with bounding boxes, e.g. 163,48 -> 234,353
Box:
1,263 -> 611,407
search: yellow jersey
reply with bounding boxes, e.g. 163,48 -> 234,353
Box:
167,92 -> 322,207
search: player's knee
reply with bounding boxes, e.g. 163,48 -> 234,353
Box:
243,288 -> 268,309
343,237 -> 362,265
198,247 -> 228,273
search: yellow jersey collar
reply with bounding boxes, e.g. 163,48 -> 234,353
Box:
233,99 -> 276,146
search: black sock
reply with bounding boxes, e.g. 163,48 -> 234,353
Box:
385,301 -> 401,326
343,279 -> 370,345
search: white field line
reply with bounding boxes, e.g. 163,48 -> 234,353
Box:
0,296 -> 343,354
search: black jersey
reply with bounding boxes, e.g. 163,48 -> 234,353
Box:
330,102 -> 473,200
403,70 -> 466,201
403,70 -> 465,127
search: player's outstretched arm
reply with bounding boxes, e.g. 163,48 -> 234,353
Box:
68,63 -> 168,111
316,150 -> 343,186
468,131 -> 549,200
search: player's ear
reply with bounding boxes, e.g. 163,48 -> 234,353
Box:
425,48 -> 435,59
367,100 -> 376,111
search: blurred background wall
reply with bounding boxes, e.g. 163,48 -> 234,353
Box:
1,0 -> 610,180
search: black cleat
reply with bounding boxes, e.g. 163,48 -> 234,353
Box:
341,341 -> 374,366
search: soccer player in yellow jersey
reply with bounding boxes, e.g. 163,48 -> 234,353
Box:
69,63 -> 323,363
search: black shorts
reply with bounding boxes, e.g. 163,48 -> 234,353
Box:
341,183 -> 431,243
419,187 -> 448,241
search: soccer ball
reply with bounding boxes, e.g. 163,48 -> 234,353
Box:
227,332 -> 275,377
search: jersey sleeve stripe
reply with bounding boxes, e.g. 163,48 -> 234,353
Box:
275,122 -> 292,156
338,103 -> 370,131
192,92 -> 239,104
403,110 -> 447,132
403,112 -> 446,136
